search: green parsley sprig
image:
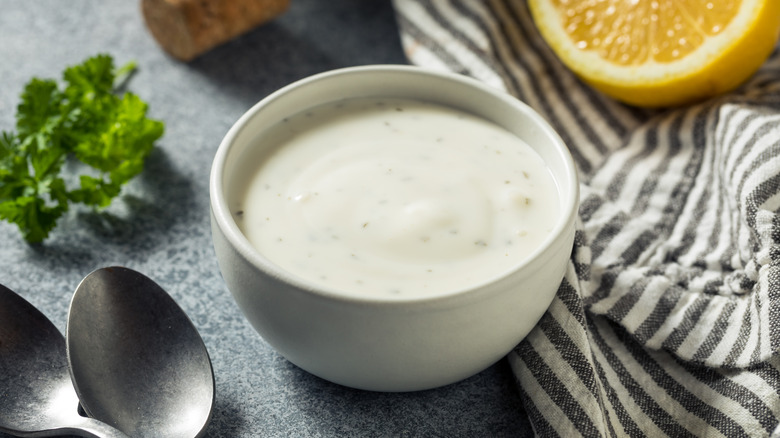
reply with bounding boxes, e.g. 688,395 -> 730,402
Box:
0,54 -> 164,243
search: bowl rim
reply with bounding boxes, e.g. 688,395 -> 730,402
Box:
209,64 -> 579,306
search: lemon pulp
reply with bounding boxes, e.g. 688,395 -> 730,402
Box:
529,0 -> 780,107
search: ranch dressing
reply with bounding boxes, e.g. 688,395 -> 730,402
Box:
233,98 -> 560,298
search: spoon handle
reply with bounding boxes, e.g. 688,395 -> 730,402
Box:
64,417 -> 132,438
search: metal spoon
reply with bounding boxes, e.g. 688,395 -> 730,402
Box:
66,266 -> 215,438
0,283 -> 129,438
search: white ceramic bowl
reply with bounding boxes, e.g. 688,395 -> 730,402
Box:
210,65 -> 578,392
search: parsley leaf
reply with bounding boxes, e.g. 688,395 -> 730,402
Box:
0,54 -> 164,243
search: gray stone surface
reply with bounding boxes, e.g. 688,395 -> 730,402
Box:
0,1 -> 532,436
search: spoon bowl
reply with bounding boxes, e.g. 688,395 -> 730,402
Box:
66,267 -> 215,438
0,283 -> 129,438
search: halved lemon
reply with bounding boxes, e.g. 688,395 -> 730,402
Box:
528,0 -> 780,107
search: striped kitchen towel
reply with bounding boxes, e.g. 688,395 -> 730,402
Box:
391,1 -> 780,437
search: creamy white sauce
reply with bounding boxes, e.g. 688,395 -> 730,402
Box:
232,98 -> 559,298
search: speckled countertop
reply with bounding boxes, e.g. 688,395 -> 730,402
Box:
0,2 -> 532,436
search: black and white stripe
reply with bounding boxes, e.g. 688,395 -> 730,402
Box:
392,0 -> 780,436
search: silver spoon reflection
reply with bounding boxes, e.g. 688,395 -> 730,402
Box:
66,266 -> 215,438
0,283 -> 129,438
